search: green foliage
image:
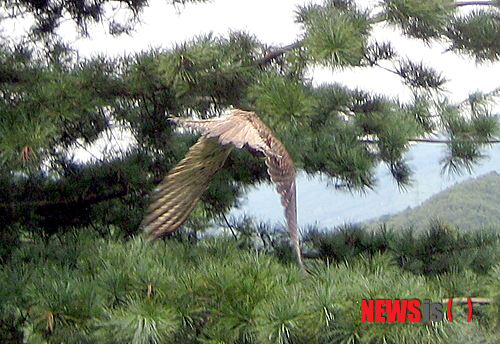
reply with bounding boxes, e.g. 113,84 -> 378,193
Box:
0,223 -> 20,264
249,74 -> 312,126
395,60 -> 448,90
310,253 -> 451,344
100,297 -> 179,344
6,228 -> 498,343
0,310 -> 24,344
298,0 -> 371,68
302,84 -> 432,189
447,9 -> 500,62
0,228 -> 468,343
2,223 -> 500,343
158,32 -> 258,112
439,98 -> 499,173
391,221 -> 500,276
305,224 -> 392,261
305,220 -> 500,277
381,0 -> 454,40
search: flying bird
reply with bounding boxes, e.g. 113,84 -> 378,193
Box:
143,109 -> 304,269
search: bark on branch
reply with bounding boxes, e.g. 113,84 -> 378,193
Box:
0,175 -> 164,210
254,40 -> 304,66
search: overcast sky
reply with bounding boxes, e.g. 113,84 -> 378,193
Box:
68,0 -> 500,102
74,1 -> 300,55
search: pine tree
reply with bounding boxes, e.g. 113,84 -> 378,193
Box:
2,1 -> 500,341
1,0 -> 499,241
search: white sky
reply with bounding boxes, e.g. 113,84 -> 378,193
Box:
69,0 -> 500,103
74,0 -> 300,55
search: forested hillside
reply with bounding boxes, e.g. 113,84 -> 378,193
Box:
368,171 -> 500,231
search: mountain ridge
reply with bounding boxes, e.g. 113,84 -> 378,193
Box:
365,171 -> 500,231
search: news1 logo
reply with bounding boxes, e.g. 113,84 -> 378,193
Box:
360,299 -> 473,323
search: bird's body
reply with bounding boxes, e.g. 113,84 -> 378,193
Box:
143,109 -> 304,269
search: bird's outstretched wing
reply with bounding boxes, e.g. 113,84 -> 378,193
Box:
143,109 -> 303,269
143,136 -> 231,239
172,110 -> 276,157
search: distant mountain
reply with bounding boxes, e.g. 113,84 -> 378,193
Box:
233,143 -> 500,229
365,171 -> 500,231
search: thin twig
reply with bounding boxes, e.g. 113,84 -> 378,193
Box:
222,212 -> 238,240
375,62 -> 400,76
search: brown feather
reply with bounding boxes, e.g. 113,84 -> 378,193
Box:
143,109 -> 304,269
143,137 -> 231,239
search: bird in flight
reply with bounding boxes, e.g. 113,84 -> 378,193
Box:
142,109 -> 304,269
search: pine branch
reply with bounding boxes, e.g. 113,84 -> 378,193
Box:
455,1 -> 499,6
0,175 -> 164,210
0,185 -> 131,209
254,40 -> 304,66
359,137 -> 500,144
413,137 -> 500,143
